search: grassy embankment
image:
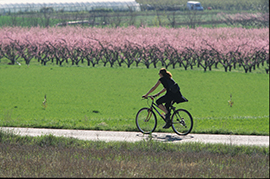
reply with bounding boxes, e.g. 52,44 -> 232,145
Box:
0,129 -> 268,178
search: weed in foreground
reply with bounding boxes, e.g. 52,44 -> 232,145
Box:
0,130 -> 269,178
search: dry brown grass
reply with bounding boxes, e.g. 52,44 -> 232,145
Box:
0,142 -> 268,178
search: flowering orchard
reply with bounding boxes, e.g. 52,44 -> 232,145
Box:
0,26 -> 269,73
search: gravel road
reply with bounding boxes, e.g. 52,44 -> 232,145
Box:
1,127 -> 269,146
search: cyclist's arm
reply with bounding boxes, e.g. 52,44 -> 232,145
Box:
143,80 -> 161,97
156,88 -> 166,96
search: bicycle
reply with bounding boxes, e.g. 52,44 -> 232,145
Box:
135,95 -> 193,135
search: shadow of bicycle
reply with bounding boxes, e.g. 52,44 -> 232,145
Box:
155,134 -> 194,142
136,133 -> 194,142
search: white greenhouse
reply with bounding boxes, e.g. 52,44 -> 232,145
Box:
0,0 -> 141,14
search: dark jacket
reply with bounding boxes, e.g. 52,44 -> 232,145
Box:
159,77 -> 188,104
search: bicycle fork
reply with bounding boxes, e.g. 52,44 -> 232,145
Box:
145,108 -> 153,122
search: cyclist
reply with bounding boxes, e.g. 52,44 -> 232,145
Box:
142,68 -> 188,129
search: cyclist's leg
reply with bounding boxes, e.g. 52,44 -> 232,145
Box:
157,95 -> 172,129
156,95 -> 168,114
165,102 -> 171,115
162,101 -> 172,128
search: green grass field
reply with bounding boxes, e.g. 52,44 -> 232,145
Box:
0,63 -> 269,135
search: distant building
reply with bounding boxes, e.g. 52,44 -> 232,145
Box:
0,0 -> 140,15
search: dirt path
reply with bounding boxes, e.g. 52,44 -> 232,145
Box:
1,127 -> 269,146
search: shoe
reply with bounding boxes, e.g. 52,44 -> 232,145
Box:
165,113 -> 170,121
162,122 -> 171,129
162,113 -> 171,129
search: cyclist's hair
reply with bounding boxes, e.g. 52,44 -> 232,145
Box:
159,68 -> 172,78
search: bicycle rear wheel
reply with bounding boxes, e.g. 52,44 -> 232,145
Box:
135,107 -> 157,134
171,109 -> 193,135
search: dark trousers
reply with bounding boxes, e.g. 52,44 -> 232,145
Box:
156,93 -> 173,114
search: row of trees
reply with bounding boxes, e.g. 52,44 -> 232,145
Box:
2,9 -> 268,29
0,26 -> 268,73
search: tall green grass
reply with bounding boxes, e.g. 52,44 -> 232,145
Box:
0,64 -> 269,135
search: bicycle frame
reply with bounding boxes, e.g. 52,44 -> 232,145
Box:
146,96 -> 175,122
150,100 -> 166,121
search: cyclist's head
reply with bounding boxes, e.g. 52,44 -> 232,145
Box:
159,68 -> 172,78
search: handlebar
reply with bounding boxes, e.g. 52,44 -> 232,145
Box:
142,95 -> 158,100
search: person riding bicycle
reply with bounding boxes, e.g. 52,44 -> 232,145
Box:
142,68 -> 188,129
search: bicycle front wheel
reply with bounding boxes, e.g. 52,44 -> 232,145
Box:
171,109 -> 193,135
135,108 -> 157,134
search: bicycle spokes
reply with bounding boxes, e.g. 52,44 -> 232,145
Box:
136,108 -> 157,134
171,109 -> 193,135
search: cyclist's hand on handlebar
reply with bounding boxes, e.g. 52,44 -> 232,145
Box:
142,95 -> 148,99
153,94 -> 159,98
142,95 -> 155,100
